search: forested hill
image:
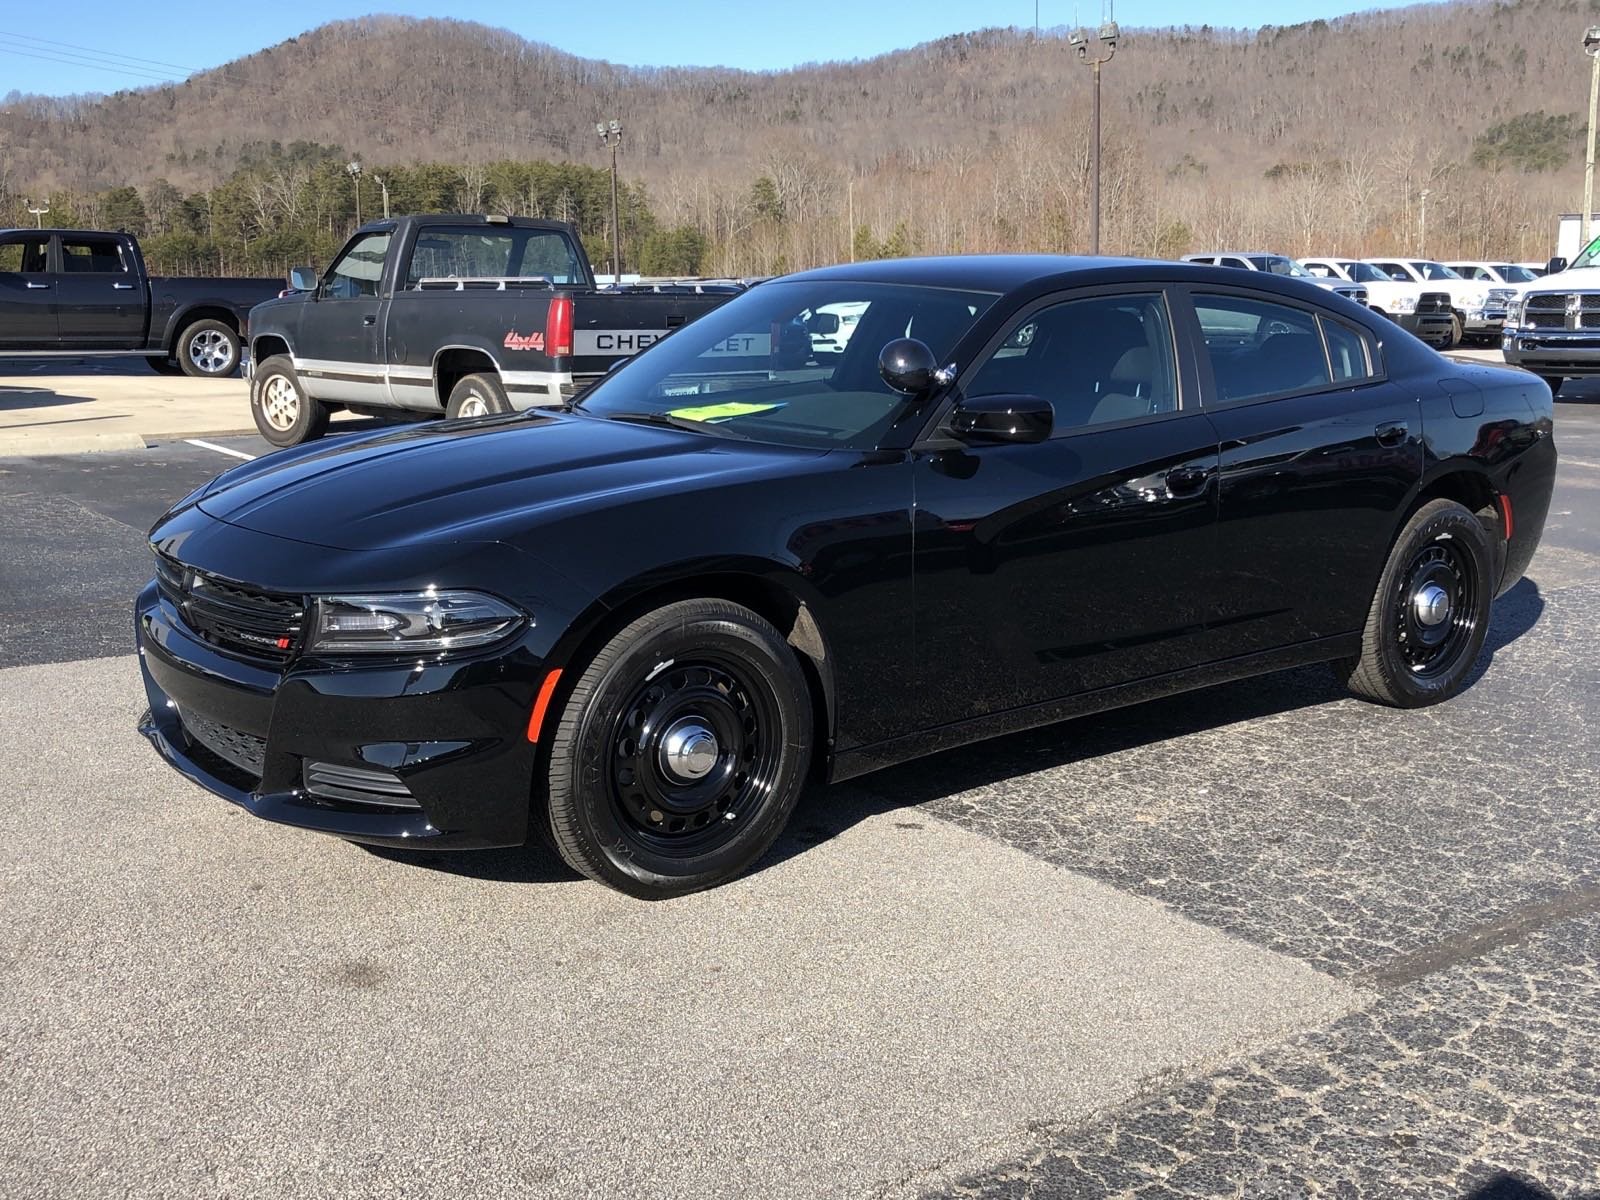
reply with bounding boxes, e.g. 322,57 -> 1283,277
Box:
2,2 -> 1596,274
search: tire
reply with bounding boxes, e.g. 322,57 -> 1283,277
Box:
176,318 -> 241,378
1446,313 -> 1464,349
545,598 -> 814,899
446,372 -> 512,419
250,354 -> 329,448
1541,376 -> 1564,396
1335,498 -> 1495,708
146,355 -> 184,376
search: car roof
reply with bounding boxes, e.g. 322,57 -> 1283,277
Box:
779,253 -> 1329,293
1184,251 -> 1287,259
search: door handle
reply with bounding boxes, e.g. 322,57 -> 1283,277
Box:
25,281 -> 49,290
1375,421 -> 1408,448
1164,465 -> 1212,498
363,314 -> 376,326
112,281 -> 136,290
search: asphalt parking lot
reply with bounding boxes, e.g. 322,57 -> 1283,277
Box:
1,375 -> 1598,1198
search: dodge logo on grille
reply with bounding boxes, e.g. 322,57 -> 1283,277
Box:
1567,294 -> 1584,318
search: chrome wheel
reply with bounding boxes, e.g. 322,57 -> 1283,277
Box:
1394,537 -> 1478,678
606,658 -> 781,854
260,374 -> 299,431
455,392 -> 489,418
188,328 -> 234,374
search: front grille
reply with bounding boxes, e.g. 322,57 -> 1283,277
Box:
182,710 -> 266,779
156,553 -> 305,663
1520,293 -> 1600,331
303,761 -> 421,808
1334,285 -> 1368,306
1416,292 -> 1452,314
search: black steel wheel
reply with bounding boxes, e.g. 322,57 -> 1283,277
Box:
1336,498 -> 1495,707
544,598 -> 813,898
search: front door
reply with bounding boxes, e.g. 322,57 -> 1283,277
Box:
912,288 -> 1223,725
53,234 -> 146,349
293,229 -> 392,405
0,232 -> 57,348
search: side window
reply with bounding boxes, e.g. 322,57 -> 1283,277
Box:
1321,317 -> 1375,382
1303,263 -> 1334,279
1374,262 -> 1407,280
1220,257 -> 1249,270
0,237 -> 49,273
1188,256 -> 1215,265
966,292 -> 1177,432
1194,295 -> 1330,402
405,228 -> 584,287
59,237 -> 127,274
321,232 -> 393,299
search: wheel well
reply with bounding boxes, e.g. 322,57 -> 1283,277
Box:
172,306 -> 239,344
434,349 -> 499,407
252,334 -> 291,363
1414,470 -> 1497,523
549,573 -> 835,781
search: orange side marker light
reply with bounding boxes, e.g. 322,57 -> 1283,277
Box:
526,669 -> 564,743
1499,494 -> 1514,541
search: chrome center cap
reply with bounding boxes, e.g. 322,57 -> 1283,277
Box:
1413,583 -> 1452,627
660,718 -> 719,781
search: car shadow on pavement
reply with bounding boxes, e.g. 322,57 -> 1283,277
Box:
361,579 -> 1547,890
0,387 -> 96,409
1467,1171 -> 1599,1200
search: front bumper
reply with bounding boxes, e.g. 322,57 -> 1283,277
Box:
1462,310 -> 1507,335
135,580 -> 545,848
240,343 -> 253,381
1501,329 -> 1600,376
1393,311 -> 1455,345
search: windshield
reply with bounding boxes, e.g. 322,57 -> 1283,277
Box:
577,280 -> 998,450
1415,261 -> 1462,280
1496,264 -> 1538,282
1341,262 -> 1390,282
1570,234 -> 1600,271
1249,255 -> 1314,278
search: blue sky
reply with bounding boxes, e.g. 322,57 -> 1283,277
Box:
0,0 -> 1434,96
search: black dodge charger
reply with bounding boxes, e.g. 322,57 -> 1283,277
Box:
136,256 -> 1556,898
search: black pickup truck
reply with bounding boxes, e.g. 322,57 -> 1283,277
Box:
242,214 -> 748,446
0,228 -> 283,377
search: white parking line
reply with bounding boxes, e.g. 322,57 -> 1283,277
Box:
183,439 -> 256,462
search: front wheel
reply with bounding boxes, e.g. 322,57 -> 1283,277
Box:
1541,376 -> 1564,396
544,599 -> 814,899
1446,313 -> 1464,349
250,354 -> 329,447
1335,498 -> 1495,708
176,318 -> 241,378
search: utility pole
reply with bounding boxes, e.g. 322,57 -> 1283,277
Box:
847,177 -> 856,261
1583,27 -> 1600,246
347,161 -> 363,227
25,198 -> 48,228
1419,188 -> 1430,257
1069,11 -> 1118,255
597,120 -> 624,281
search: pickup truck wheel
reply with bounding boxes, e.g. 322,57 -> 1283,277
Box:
1445,313 -> 1464,349
178,319 -> 241,378
544,598 -> 814,899
146,355 -> 184,376
446,372 -> 512,419
251,355 -> 329,447
1541,376 -> 1564,396
1333,498 -> 1493,708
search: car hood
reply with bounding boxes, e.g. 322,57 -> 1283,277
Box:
1514,266 -> 1600,296
196,411 -> 819,551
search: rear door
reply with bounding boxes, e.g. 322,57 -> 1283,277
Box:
1185,288 -> 1423,656
293,229 -> 392,405
0,232 -> 55,348
53,234 -> 146,348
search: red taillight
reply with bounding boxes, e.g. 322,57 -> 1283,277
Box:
545,297 -> 573,358
1499,494 -> 1514,541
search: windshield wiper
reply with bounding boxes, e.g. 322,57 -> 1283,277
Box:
602,410 -> 754,440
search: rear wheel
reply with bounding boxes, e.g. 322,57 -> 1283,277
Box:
1541,376 -> 1564,396
1446,313 -> 1464,349
250,354 -> 329,447
446,372 -> 512,419
1335,498 -> 1494,708
176,318 -> 241,378
544,599 -> 813,899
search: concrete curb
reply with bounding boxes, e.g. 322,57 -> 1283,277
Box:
0,431 -> 148,458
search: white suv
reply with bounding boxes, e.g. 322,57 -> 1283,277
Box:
1363,259 -> 1510,344
1301,258 -> 1454,348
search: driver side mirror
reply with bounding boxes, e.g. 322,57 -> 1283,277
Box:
1546,256 -> 1567,276
289,266 -> 318,293
879,337 -> 951,396
950,393 -> 1054,445
806,312 -> 840,335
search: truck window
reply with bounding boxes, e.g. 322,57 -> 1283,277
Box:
321,232 -> 392,299
0,237 -> 49,273
59,237 -> 127,274
405,228 -> 584,287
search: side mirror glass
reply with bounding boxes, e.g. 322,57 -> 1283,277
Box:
950,393 -> 1054,445
289,266 -> 318,292
878,337 -> 940,395
1546,256 -> 1568,276
807,311 -> 840,335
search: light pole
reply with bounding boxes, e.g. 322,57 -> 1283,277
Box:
1069,14 -> 1119,255
24,198 -> 48,228
596,119 -> 624,281
1419,188 -> 1430,257
347,160 -> 363,227
1583,26 -> 1600,246
372,173 -> 391,220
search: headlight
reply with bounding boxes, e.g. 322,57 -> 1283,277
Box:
1391,295 -> 1417,314
309,590 -> 526,654
1506,297 -> 1525,326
